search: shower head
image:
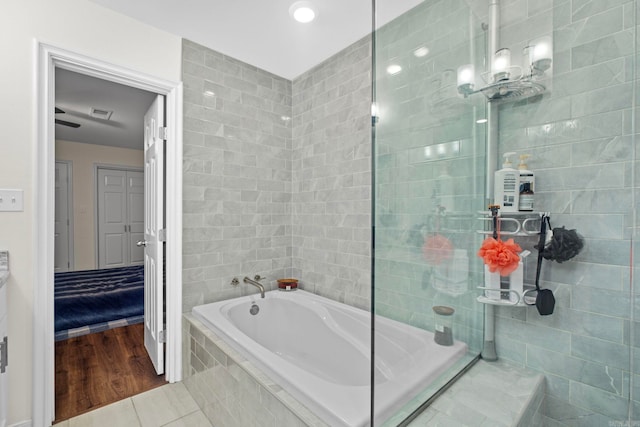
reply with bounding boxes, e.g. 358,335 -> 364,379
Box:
480,79 -> 546,102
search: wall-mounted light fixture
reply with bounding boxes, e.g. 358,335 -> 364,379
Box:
456,64 -> 475,95
457,36 -> 552,102
526,36 -> 552,76
492,48 -> 511,82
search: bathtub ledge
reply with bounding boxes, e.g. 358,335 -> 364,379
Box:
183,312 -> 329,427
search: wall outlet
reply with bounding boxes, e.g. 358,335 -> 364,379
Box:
0,190 -> 24,212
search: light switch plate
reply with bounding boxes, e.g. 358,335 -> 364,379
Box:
0,189 -> 24,212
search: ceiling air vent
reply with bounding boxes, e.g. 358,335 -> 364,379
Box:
89,107 -> 113,120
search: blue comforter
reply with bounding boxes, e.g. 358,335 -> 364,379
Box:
54,265 -> 144,332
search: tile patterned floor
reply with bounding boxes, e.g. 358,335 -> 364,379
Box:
54,383 -> 212,427
59,360 -> 543,427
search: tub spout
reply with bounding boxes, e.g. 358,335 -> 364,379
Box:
243,276 -> 265,298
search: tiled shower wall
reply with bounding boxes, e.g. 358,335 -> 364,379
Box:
181,39 -> 293,311
290,37 -> 373,309
492,1 -> 637,425
182,36 -> 372,311
373,0 -> 487,354
372,0 -> 637,424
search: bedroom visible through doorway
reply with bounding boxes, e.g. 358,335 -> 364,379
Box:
53,68 -> 166,422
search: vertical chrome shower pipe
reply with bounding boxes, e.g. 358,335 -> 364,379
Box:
486,0 -> 499,200
482,0 -> 500,362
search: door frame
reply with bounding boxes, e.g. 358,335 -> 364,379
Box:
94,164 -> 145,269
54,160 -> 74,272
34,42 -> 183,426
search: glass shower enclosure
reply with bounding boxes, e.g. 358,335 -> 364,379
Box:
372,0 -> 487,424
372,0 -> 638,425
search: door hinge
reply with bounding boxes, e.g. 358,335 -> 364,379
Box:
159,228 -> 166,242
158,127 -> 168,141
159,330 -> 166,344
0,336 -> 8,373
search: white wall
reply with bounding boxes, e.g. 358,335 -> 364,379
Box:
0,1 -> 181,424
56,140 -> 144,271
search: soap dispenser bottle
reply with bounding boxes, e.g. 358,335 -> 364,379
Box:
494,152 -> 519,213
518,154 -> 535,211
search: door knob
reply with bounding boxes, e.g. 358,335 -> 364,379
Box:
136,240 -> 147,247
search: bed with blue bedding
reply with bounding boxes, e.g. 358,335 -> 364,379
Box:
54,265 -> 144,341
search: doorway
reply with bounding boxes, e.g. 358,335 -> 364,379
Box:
35,43 -> 183,427
53,70 -> 163,422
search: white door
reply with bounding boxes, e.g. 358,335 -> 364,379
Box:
127,171 -> 145,265
143,95 -> 165,375
54,161 -> 72,272
97,168 -> 144,269
97,168 -> 128,268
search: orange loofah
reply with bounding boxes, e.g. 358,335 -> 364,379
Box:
423,234 -> 454,265
477,237 -> 522,276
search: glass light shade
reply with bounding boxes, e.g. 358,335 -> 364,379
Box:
457,64 -> 475,86
457,64 -> 475,96
530,36 -> 552,74
492,48 -> 511,82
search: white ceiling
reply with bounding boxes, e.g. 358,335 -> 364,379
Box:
56,0 -> 423,150
89,0 -> 424,79
55,68 -> 157,150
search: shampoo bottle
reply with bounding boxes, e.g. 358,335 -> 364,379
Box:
518,154 -> 535,211
494,152 -> 519,213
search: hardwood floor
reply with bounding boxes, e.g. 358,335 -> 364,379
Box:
54,323 -> 167,424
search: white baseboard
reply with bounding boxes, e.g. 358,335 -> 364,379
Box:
8,420 -> 32,427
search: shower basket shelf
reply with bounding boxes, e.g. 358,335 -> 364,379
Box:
476,285 -> 537,307
476,211 -> 545,237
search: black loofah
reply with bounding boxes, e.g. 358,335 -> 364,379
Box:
537,226 -> 584,263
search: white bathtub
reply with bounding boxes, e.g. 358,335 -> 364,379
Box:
192,290 -> 467,426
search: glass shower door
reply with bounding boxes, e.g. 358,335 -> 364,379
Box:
372,0 -> 487,424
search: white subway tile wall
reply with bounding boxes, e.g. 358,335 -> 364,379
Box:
290,36 -> 373,309
182,36 -> 372,312
494,1 -> 637,425
182,39 -> 294,311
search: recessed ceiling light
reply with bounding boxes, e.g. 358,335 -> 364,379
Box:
289,1 -> 317,23
476,118 -> 488,124
386,64 -> 402,75
414,47 -> 429,57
